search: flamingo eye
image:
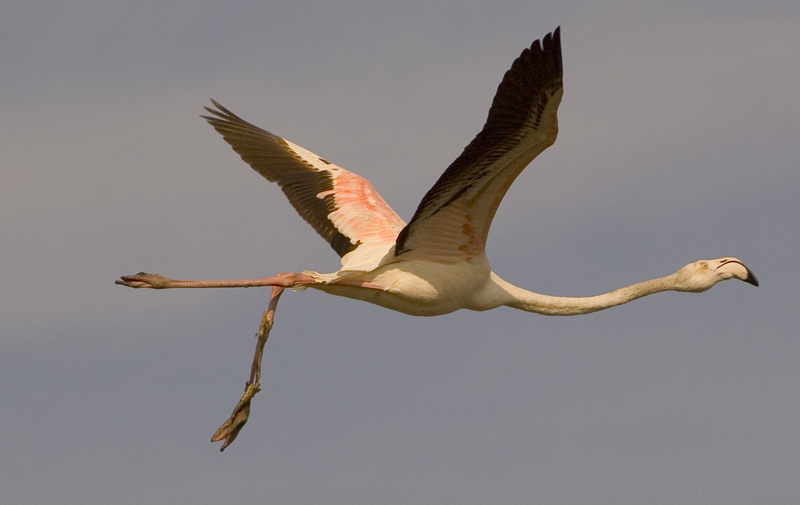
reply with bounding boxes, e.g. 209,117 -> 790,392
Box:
701,262 -> 708,269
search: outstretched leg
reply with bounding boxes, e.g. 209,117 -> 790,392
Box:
116,271 -> 316,289
211,286 -> 285,451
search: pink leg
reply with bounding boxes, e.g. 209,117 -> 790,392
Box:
211,286 -> 285,451
116,271 -> 316,289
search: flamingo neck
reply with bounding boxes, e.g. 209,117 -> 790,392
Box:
492,273 -> 679,316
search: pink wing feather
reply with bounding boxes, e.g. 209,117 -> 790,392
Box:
203,101 -> 405,270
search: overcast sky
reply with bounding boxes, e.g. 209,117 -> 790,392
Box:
2,1 -> 799,504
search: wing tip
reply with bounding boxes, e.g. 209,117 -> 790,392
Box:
201,99 -> 238,122
529,27 -> 563,79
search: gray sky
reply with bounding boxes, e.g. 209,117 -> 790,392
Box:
2,1 -> 799,504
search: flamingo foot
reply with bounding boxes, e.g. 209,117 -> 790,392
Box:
115,272 -> 171,289
211,381 -> 260,451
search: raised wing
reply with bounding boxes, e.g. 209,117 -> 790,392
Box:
203,101 -> 405,270
394,27 -> 563,263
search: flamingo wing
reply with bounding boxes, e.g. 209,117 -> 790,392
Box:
394,27 -> 563,263
203,101 -> 406,270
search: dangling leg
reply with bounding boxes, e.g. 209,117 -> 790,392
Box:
211,286 -> 285,451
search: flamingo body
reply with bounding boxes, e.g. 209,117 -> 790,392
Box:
304,255 -> 501,316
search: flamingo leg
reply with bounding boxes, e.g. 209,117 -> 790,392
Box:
211,286 -> 285,451
116,271 -> 316,289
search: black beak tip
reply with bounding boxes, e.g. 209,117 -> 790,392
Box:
745,270 -> 759,287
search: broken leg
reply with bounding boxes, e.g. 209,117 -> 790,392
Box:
211,286 -> 285,451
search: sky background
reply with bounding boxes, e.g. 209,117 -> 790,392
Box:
2,1 -> 799,504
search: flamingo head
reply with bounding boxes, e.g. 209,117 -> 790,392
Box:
673,257 -> 758,292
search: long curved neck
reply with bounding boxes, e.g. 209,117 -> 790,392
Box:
492,272 -> 680,316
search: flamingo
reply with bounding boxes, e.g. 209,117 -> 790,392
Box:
117,27 -> 758,449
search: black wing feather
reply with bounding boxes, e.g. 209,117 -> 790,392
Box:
395,27 -> 563,254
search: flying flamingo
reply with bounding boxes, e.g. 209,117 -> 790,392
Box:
117,27 -> 758,449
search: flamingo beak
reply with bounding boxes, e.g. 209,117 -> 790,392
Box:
743,267 -> 759,287
716,259 -> 759,287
